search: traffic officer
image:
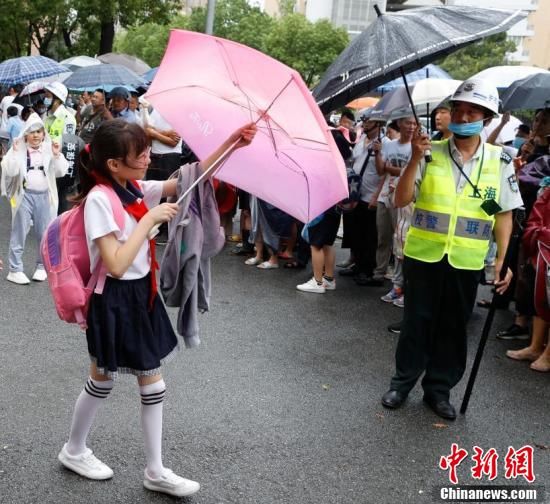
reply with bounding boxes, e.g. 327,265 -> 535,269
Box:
43,82 -> 77,144
381,78 -> 523,420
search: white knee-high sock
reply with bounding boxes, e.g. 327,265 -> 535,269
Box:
140,379 -> 166,479
66,377 -> 113,456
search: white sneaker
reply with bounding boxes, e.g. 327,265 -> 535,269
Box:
7,271 -> 30,285
144,469 -> 200,497
32,267 -> 48,282
58,444 -> 113,480
297,277 -> 325,294
393,295 -> 405,308
323,277 -> 336,290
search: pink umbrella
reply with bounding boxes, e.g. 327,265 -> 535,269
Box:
145,30 -> 347,223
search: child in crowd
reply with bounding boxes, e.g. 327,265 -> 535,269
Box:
56,119 -> 256,497
1,113 -> 68,284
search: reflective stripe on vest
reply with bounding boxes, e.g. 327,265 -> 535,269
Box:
404,139 -> 501,270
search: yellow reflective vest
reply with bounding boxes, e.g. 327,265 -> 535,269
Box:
404,139 -> 501,270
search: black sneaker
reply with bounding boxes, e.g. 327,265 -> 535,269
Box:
387,321 -> 402,334
496,324 -> 529,340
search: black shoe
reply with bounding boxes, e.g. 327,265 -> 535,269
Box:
423,397 -> 456,420
339,266 -> 358,277
387,321 -> 402,334
355,275 -> 384,286
381,390 -> 407,409
496,324 -> 529,340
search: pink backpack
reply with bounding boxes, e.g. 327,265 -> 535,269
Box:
41,184 -> 125,329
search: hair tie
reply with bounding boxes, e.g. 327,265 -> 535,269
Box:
84,143 -> 91,153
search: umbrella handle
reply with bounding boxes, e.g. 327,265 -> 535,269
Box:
147,137 -> 241,240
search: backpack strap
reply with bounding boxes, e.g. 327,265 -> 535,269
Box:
88,184 -> 127,295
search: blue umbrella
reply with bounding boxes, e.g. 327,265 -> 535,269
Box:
0,56 -> 69,85
142,66 -> 158,83
63,63 -> 146,90
375,64 -> 452,94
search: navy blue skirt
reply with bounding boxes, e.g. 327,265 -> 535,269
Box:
86,274 -> 179,378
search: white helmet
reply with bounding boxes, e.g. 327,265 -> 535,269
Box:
44,82 -> 68,103
450,78 -> 499,117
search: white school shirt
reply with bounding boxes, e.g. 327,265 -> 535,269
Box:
84,180 -> 163,279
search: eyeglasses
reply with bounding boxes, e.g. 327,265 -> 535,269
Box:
118,147 -> 151,170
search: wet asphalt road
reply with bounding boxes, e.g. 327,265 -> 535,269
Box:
0,198 -> 548,504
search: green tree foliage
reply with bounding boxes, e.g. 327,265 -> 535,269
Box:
115,2 -> 348,87
438,33 -> 517,80
0,0 -> 180,61
264,14 -> 348,87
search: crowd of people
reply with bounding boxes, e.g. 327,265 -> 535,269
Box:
0,72 -> 549,496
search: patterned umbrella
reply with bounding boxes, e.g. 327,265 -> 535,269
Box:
0,56 -> 69,85
62,64 -> 146,91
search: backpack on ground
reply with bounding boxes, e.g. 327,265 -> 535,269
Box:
40,184 -> 125,329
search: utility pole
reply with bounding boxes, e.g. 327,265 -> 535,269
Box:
206,0 -> 216,35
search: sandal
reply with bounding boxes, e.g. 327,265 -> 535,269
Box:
245,257 -> 262,266
284,261 -> 305,269
277,252 -> 293,260
257,261 -> 279,270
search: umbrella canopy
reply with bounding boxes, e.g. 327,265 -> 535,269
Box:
376,64 -> 452,94
98,53 -> 151,75
313,5 -> 526,113
483,113 -> 522,144
500,73 -> 550,111
146,30 -> 347,223
59,55 -> 102,72
0,56 -> 69,86
471,65 -> 550,90
142,66 -> 159,83
63,64 -> 146,91
346,96 -> 379,109
371,78 -> 462,119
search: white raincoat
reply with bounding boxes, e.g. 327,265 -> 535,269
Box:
0,113 -> 68,222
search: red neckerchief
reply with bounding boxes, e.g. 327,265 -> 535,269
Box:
92,174 -> 158,310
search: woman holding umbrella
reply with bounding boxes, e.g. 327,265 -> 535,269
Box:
380,79 -> 523,420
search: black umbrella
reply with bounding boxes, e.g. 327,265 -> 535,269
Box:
313,5 -> 525,114
500,72 -> 550,111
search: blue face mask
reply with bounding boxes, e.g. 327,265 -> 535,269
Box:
43,97 -> 52,107
512,137 -> 527,150
448,120 -> 485,137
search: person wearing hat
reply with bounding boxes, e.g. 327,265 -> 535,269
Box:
43,82 -> 77,144
108,86 -> 140,124
380,78 -> 524,420
1,113 -> 68,284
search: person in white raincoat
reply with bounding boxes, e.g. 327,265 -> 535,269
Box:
0,113 -> 68,284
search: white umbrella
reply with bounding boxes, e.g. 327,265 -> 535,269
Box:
368,78 -> 462,119
60,55 -> 102,72
482,113 -> 522,144
471,65 -> 550,89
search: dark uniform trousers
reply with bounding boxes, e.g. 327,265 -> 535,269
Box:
347,201 -> 378,276
390,256 -> 481,401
